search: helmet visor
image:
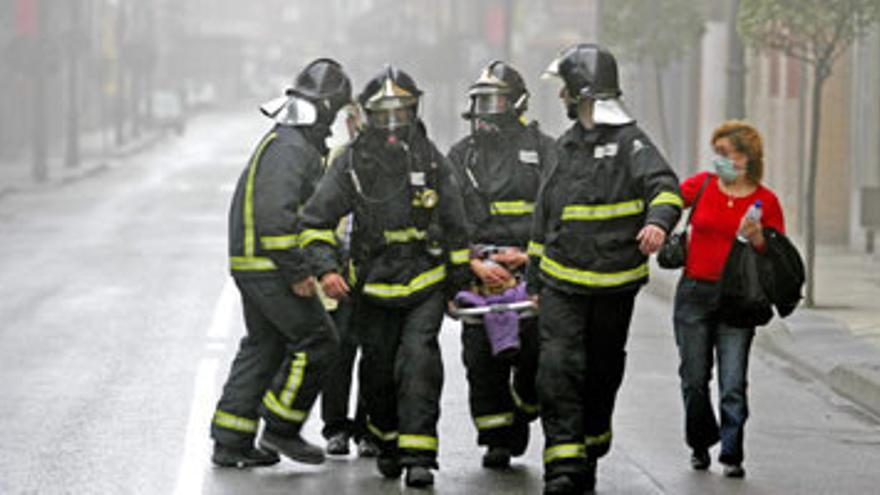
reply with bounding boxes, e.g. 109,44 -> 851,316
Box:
366,106 -> 414,130
472,93 -> 510,116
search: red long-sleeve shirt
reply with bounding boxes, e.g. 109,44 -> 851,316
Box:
682,171 -> 785,282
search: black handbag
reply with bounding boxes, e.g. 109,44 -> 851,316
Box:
657,175 -> 711,269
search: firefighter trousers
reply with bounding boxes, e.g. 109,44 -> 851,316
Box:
461,317 -> 539,453
356,291 -> 445,468
320,301 -> 368,440
536,286 -> 636,478
211,277 -> 336,447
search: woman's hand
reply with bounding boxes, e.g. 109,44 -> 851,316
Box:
490,248 -> 529,270
320,272 -> 350,300
738,216 -> 765,249
470,258 -> 513,286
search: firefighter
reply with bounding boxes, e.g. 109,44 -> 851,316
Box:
298,66 -> 470,488
447,60 -> 555,469
210,58 -> 352,468
528,44 -> 683,494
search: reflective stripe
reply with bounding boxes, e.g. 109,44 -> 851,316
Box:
540,257 -> 649,288
510,384 -> 539,415
363,265 -> 446,299
212,410 -> 258,434
398,434 -> 438,451
367,422 -> 399,442
230,256 -> 277,271
585,430 -> 612,447
474,412 -> 514,430
299,229 -> 338,248
527,241 -> 544,257
561,200 -> 644,221
384,227 -> 427,244
449,249 -> 470,265
279,352 -> 307,406
650,191 -> 684,208
347,259 -> 357,286
262,391 -> 307,423
544,443 -> 586,464
491,200 -> 535,215
260,234 -> 300,250
243,133 -> 278,258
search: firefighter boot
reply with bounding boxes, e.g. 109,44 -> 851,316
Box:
405,466 -> 434,488
211,443 -> 280,468
259,430 -> 325,465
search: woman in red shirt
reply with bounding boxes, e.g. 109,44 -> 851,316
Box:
673,121 -> 784,479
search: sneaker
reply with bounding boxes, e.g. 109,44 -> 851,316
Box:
543,474 -> 578,495
377,455 -> 403,479
690,449 -> 711,471
258,430 -> 325,465
326,432 -> 350,456
405,466 -> 434,488
482,447 -> 511,469
211,443 -> 280,468
357,437 -> 381,458
722,463 -> 746,478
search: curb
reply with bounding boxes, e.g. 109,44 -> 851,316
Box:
646,261 -> 880,420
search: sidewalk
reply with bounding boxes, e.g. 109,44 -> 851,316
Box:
0,126 -> 166,199
645,242 -> 880,419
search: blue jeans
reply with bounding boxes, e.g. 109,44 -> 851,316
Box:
673,276 -> 754,465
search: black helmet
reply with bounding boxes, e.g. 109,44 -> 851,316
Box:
358,65 -> 422,131
289,58 -> 353,125
544,43 -> 621,101
463,60 -> 529,119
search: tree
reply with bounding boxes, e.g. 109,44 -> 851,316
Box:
601,0 -> 706,152
738,0 -> 880,307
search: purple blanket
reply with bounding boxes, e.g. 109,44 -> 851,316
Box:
455,282 -> 528,357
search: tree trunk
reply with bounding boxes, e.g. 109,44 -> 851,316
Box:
653,60 -> 671,155
804,64 -> 826,308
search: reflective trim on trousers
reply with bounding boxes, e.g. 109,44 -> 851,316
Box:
543,443 -> 587,464
474,412 -> 514,431
398,434 -> 439,452
212,410 -> 258,434
262,391 -> 307,423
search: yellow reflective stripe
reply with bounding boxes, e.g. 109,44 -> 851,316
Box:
544,443 -> 586,464
527,241 -> 544,257
510,384 -> 539,415
299,229 -> 338,248
243,133 -> 277,257
384,227 -> 427,244
398,434 -> 438,451
363,265 -> 446,299
212,410 -> 258,434
230,256 -> 277,271
650,191 -> 684,208
491,200 -> 535,215
474,412 -> 514,430
561,199 -> 644,221
367,422 -> 399,441
262,391 -> 307,423
585,430 -> 612,447
540,257 -> 649,288
260,234 -> 299,250
279,352 -> 307,406
449,249 -> 470,265
348,259 -> 357,286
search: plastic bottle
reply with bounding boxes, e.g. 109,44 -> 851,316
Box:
737,200 -> 763,243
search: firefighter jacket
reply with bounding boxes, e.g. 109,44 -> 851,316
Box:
447,122 -> 556,248
299,126 -> 471,307
228,125 -> 324,285
527,122 -> 683,295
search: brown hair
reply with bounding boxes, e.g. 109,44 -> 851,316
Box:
711,120 -> 764,183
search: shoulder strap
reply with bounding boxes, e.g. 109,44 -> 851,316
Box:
684,174 -> 712,227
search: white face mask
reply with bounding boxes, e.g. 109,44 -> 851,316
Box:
713,156 -> 742,182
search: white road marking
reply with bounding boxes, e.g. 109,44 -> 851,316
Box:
207,278 -> 237,340
173,357 -> 219,495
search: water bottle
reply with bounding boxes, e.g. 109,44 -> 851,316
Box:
737,200 -> 763,243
